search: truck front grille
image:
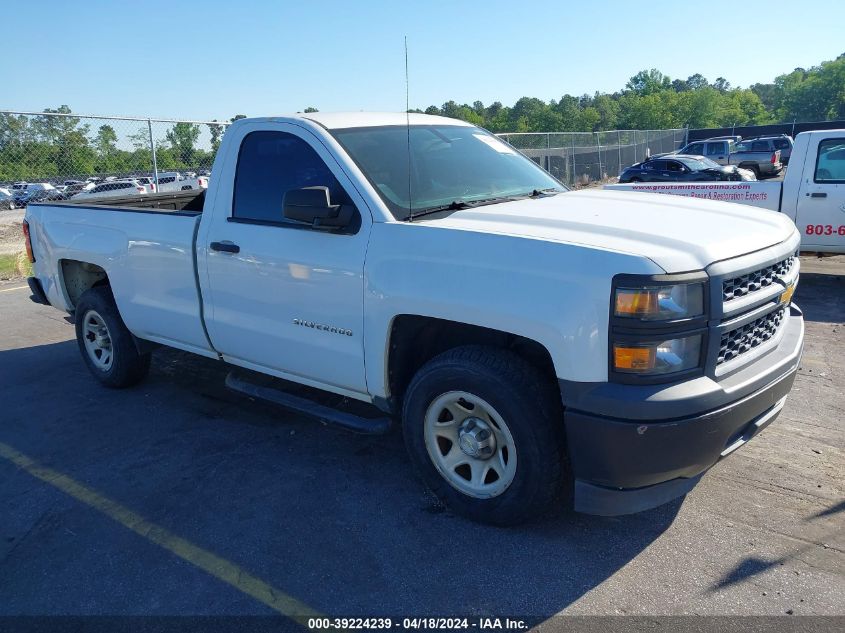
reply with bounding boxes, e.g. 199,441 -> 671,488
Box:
718,306 -> 786,365
723,255 -> 796,302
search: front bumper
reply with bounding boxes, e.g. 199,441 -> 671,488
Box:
562,304 -> 804,516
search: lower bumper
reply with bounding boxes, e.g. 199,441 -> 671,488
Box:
563,307 -> 803,516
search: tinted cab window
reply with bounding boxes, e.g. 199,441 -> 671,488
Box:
233,130 -> 349,223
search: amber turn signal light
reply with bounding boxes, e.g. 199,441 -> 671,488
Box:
613,345 -> 655,371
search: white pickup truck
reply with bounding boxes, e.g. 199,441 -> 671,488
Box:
23,113 -> 804,525
607,129 -> 845,254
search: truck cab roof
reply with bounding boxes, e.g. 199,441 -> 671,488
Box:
238,112 -> 475,130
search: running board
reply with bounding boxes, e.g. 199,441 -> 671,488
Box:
225,372 -> 392,435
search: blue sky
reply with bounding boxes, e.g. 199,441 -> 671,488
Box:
4,0 -> 843,121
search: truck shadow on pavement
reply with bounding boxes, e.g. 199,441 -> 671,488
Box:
795,271 -> 844,323
0,339 -> 682,618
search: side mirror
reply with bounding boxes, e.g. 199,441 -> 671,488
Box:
283,186 -> 353,231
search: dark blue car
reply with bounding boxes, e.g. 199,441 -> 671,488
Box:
619,155 -> 749,183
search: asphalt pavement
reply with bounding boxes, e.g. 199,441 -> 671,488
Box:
0,257 -> 842,621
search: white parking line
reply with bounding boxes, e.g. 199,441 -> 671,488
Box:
0,286 -> 27,293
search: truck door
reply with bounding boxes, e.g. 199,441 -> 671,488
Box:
796,136 -> 845,252
705,141 -> 728,165
197,121 -> 372,398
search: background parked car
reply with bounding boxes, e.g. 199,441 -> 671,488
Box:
132,176 -> 157,193
740,134 -> 794,164
71,179 -> 147,201
155,171 -> 208,192
0,187 -> 16,210
12,183 -> 62,206
619,155 -> 753,183
674,139 -> 737,164
15,187 -> 67,206
63,182 -> 96,198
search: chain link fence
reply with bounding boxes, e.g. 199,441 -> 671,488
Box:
0,110 -> 686,194
498,129 -> 687,185
0,111 -> 230,192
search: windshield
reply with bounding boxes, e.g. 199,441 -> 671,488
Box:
331,125 -> 566,220
678,156 -> 721,170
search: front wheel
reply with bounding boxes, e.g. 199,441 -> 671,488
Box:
75,286 -> 151,388
402,346 -> 565,525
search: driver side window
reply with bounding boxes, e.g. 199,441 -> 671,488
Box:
232,131 -> 351,224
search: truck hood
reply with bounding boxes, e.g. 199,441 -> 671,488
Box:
423,189 -> 796,272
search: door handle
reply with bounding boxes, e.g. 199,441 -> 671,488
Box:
809,192 -> 827,198
210,241 -> 240,253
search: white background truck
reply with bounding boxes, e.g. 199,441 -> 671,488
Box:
607,129 -> 845,254
23,113 -> 804,525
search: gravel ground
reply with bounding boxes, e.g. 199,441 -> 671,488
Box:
0,209 -> 25,256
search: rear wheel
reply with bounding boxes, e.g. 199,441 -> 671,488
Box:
402,345 -> 565,525
75,287 -> 151,388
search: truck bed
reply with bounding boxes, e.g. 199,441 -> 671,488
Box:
39,189 -> 205,214
25,191 -> 213,358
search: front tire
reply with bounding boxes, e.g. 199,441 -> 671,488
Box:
402,346 -> 564,525
75,286 -> 151,388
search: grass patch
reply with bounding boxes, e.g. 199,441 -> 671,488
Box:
0,252 -> 32,280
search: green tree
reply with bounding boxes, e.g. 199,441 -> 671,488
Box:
625,69 -> 672,95
165,122 -> 201,166
209,120 -> 225,152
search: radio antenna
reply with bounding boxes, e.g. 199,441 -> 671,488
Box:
405,36 -> 413,221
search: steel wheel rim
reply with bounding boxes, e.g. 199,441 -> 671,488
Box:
423,390 -> 517,499
82,309 -> 113,371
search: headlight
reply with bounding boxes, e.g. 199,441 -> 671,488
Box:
610,274 -> 708,381
614,282 -> 704,321
613,335 -> 702,375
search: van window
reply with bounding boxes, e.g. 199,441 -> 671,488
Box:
232,130 -> 349,223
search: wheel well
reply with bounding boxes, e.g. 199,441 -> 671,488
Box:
60,259 -> 109,308
386,315 -> 557,412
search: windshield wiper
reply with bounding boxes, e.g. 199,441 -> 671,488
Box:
407,196 -> 518,221
526,187 -> 565,197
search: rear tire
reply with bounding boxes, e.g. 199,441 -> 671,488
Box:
75,286 -> 151,388
402,345 -> 564,526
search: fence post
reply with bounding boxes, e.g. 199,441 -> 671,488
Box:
791,120 -> 796,137
595,133 -> 601,181
570,134 -> 575,186
617,130 -> 622,176
546,132 -> 551,173
148,119 -> 159,186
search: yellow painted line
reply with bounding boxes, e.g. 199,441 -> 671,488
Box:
0,285 -> 27,293
0,440 -> 322,620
